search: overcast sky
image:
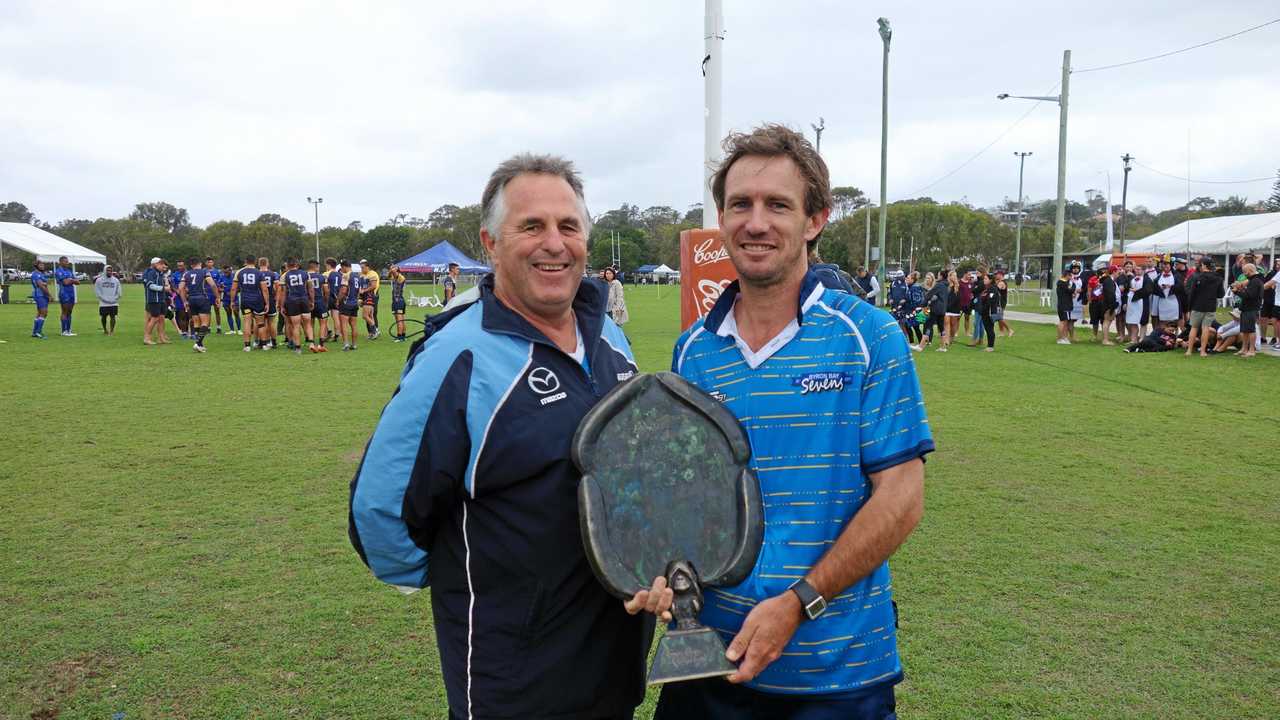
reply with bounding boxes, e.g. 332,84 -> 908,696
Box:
2,1 -> 1277,229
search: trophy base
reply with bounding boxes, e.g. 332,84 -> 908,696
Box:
647,626 -> 737,685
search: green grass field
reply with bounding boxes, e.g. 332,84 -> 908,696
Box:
1,284 -> 1277,719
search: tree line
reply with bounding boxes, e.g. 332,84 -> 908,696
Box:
2,171 -> 1276,275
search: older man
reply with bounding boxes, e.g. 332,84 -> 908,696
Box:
659,125 -> 933,719
349,154 -> 662,719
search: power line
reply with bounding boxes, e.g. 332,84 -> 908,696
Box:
903,82 -> 1060,198
1074,18 -> 1280,73
1133,160 -> 1275,185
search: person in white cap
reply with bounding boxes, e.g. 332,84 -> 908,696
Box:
142,257 -> 170,345
94,265 -> 123,335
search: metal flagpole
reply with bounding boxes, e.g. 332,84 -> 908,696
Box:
703,0 -> 724,229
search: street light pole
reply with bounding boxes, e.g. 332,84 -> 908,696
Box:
997,48 -> 1070,283
1014,152 -> 1032,284
876,18 -> 892,299
307,197 -> 323,263
1119,153 -> 1133,255
811,117 -> 825,155
1053,49 -> 1071,284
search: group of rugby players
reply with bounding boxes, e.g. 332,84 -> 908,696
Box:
137,256 -> 409,353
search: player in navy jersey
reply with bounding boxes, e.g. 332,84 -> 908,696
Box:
29,260 -> 52,338
335,259 -> 362,350
218,264 -> 239,333
231,258 -> 269,351
388,264 -> 408,341
280,258 -> 320,353
54,256 -> 80,336
202,258 -> 225,334
180,256 -> 220,353
307,260 -> 330,351
169,259 -> 190,339
325,258 -> 343,343
258,257 -> 280,349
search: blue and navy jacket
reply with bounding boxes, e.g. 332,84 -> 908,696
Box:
142,268 -> 166,304
673,270 -> 935,696
349,274 -> 651,720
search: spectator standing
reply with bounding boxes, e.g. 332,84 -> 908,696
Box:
1100,267 -> 1119,345
1184,258 -> 1225,357
1055,267 -> 1075,345
967,270 -> 988,346
994,270 -> 1013,337
944,270 -> 961,351
1232,263 -> 1263,357
853,266 -> 879,305
976,272 -> 999,352
442,261 -> 460,305
141,257 -> 170,345
958,271 -> 974,335
602,267 -> 629,325
93,265 -> 123,335
916,272 -> 947,351
1123,265 -> 1148,343
1261,258 -> 1280,348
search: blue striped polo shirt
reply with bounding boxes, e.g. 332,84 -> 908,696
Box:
672,270 -> 935,695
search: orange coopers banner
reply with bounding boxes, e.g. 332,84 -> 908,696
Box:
679,228 -> 738,331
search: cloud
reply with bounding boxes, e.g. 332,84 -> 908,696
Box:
0,0 -> 1276,229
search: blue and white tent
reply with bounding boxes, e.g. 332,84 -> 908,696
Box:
396,241 -> 490,274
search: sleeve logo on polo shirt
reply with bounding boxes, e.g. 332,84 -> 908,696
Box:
793,371 -> 852,395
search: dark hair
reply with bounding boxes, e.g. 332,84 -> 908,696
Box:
711,123 -> 831,217
325,257 -> 337,268
187,257 -> 200,267
204,256 -> 213,263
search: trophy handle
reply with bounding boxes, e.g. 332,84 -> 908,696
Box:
578,473 -> 644,599
701,466 -> 764,588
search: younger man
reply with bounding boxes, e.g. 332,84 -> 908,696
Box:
280,258 -> 320,353
307,259 -> 330,351
30,260 -> 51,339
180,256 -> 220,353
94,265 -> 123,335
336,260 -> 362,350
54,256 -> 80,336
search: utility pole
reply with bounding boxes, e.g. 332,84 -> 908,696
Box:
864,204 -> 871,270
306,196 -> 323,263
811,117 -> 825,155
1014,152 -> 1032,285
876,17 -> 892,298
703,0 -> 724,229
1052,49 -> 1071,284
1119,153 -> 1133,255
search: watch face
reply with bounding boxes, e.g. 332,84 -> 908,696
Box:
805,596 -> 827,620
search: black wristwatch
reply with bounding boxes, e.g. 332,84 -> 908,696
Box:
788,579 -> 827,621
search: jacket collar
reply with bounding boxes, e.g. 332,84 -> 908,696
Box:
703,269 -> 825,334
478,273 -> 609,360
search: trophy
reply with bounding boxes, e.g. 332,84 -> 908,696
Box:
571,372 -> 763,684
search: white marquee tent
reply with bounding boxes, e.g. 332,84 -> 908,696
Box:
0,222 -> 107,268
1122,213 -> 1280,257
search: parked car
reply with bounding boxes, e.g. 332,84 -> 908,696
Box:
2,268 -> 21,282
132,272 -> 145,283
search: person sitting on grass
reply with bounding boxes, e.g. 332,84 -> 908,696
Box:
1211,309 -> 1244,354
1124,321 -> 1178,353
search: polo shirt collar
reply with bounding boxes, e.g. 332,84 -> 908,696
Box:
704,269 -> 828,370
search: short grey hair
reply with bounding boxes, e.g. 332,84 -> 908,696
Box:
480,153 -> 592,240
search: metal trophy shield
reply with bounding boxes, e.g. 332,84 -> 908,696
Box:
571,372 -> 763,685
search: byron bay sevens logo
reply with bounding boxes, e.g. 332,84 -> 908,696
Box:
528,367 -> 567,406
792,371 -> 852,395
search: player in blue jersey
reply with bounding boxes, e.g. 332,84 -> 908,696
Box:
231,258 -> 269,351
218,263 -> 239,333
258,257 -> 280,349
324,258 -> 343,343
202,258 -> 225,334
180,256 -> 220,353
658,125 -> 933,720
169,259 -> 190,339
29,260 -> 52,338
280,258 -> 320,354
388,264 -> 407,342
306,259 -> 330,352
335,259 -> 362,350
54,256 -> 80,336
